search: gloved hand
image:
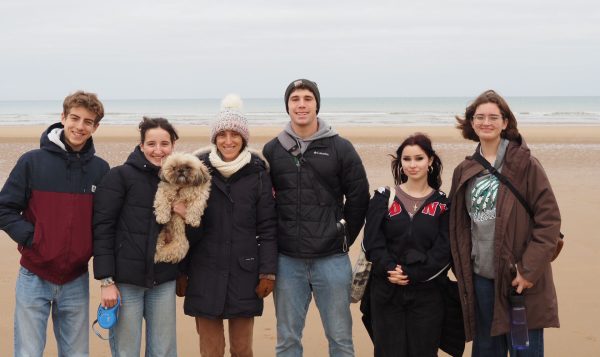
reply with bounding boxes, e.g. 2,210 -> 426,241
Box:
255,278 -> 275,298
176,274 -> 188,297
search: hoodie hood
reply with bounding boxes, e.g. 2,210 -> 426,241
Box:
284,117 -> 338,154
125,145 -> 161,173
41,122 -> 96,161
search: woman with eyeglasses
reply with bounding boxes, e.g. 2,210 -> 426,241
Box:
448,90 -> 561,356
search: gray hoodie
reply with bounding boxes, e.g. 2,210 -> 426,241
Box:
466,138 -> 510,279
284,118 -> 337,154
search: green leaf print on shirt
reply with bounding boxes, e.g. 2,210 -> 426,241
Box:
470,175 -> 499,214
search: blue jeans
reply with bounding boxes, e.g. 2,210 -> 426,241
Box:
109,281 -> 177,357
274,253 -> 354,357
472,274 -> 544,357
14,266 -> 89,357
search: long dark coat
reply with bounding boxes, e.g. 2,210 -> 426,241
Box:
183,152 -> 277,319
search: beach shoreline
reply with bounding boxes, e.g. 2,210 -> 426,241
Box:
2,124 -> 600,144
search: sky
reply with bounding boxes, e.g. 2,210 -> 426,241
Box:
0,0 -> 599,100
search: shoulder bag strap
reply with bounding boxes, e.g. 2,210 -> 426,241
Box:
472,151 -> 534,218
277,131 -> 339,202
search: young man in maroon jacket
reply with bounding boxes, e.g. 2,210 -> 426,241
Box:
0,91 -> 109,356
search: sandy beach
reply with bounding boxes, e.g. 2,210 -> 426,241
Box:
0,124 -> 598,356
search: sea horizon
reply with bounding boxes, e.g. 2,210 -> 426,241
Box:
1,96 -> 599,126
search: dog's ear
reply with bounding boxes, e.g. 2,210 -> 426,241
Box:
192,174 -> 202,186
192,167 -> 205,185
159,168 -> 167,182
194,164 -> 211,185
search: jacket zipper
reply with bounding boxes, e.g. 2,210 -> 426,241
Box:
295,156 -> 301,246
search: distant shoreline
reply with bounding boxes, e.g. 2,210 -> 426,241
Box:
2,125 -> 600,145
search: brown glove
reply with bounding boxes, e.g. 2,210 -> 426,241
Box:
176,274 -> 188,297
255,278 -> 275,298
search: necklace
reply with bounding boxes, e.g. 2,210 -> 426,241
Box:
397,184 -> 431,215
412,200 -> 422,213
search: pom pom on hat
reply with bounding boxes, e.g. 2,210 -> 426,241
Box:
210,94 -> 250,144
221,94 -> 244,111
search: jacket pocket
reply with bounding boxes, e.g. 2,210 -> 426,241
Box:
23,221 -> 50,263
238,257 -> 257,272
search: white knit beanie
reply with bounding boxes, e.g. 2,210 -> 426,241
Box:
210,94 -> 250,144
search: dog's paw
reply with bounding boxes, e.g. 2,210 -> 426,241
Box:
155,212 -> 171,224
186,215 -> 201,227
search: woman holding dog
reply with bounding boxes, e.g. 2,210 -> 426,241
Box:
178,94 -> 277,357
93,117 -> 180,356
363,133 -> 451,357
448,90 -> 561,356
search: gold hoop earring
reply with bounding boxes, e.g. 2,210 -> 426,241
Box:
428,166 -> 433,174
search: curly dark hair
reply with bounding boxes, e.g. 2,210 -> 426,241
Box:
139,117 -> 179,144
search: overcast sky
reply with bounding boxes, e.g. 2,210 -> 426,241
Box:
1,0 -> 598,100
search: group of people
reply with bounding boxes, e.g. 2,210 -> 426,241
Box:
0,79 -> 561,357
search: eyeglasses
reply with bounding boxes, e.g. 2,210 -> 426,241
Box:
473,114 -> 503,122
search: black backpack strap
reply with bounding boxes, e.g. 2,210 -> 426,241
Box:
277,131 -> 302,157
472,150 -> 564,243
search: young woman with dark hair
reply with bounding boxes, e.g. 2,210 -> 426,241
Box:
177,95 -> 277,357
363,133 -> 451,357
93,117 -> 181,356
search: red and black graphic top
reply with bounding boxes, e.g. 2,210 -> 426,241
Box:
364,187 -> 450,284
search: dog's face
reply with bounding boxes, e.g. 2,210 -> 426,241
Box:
159,152 -> 211,187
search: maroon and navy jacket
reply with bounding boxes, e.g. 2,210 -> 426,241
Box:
0,123 -> 109,284
364,187 -> 450,284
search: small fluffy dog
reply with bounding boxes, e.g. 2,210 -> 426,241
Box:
153,152 -> 211,263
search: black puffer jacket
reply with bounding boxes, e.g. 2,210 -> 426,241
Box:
93,146 -> 178,288
183,152 -> 277,319
263,135 -> 370,258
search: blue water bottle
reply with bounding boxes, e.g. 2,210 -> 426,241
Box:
509,288 -> 529,350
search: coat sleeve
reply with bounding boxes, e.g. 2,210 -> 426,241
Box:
256,171 -> 278,275
0,154 -> 35,246
363,190 -> 397,277
92,167 -> 127,280
262,142 -> 271,164
338,138 -> 370,246
180,224 -> 203,275
402,203 -> 451,282
519,157 -> 561,283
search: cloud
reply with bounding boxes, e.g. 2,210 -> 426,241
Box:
0,0 -> 598,99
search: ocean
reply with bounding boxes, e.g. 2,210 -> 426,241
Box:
1,97 -> 599,126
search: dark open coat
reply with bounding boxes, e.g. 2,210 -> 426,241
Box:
182,152 -> 277,319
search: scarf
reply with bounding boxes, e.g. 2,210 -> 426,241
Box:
208,145 -> 251,178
